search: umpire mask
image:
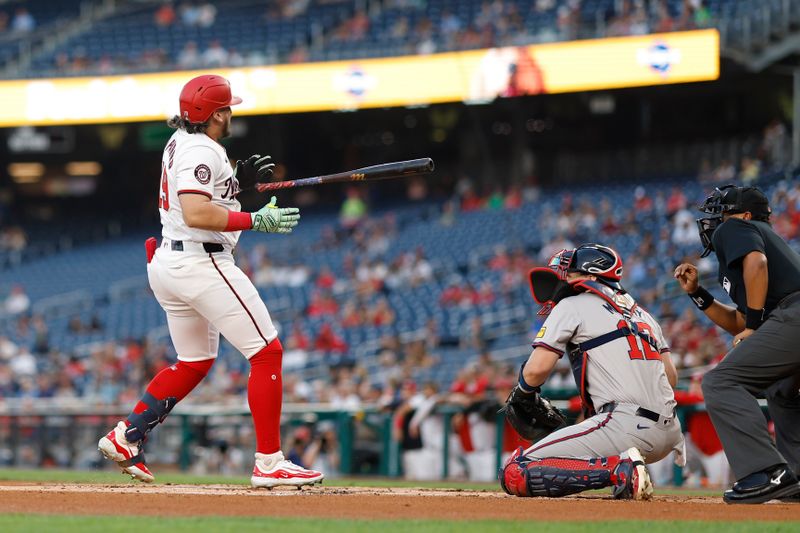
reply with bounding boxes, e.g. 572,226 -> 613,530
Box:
697,185 -> 771,257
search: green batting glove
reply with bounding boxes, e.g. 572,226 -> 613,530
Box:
251,196 -> 301,234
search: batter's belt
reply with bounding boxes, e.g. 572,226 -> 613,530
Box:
160,237 -> 229,253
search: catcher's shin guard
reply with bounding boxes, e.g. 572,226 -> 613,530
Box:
500,449 -> 625,498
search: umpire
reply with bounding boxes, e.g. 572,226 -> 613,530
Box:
674,184 -> 800,504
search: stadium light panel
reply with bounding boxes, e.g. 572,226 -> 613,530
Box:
8,162 -> 45,183
65,161 -> 102,176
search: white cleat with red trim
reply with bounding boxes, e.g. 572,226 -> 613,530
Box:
97,421 -> 155,483
250,451 -> 324,489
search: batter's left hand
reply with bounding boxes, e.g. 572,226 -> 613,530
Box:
733,328 -> 755,348
234,154 -> 275,191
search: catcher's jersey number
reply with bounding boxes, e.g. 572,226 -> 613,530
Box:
616,320 -> 661,361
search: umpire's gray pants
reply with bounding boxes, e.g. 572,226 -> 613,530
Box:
702,299 -> 800,481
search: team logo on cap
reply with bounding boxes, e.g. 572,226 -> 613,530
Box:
194,164 -> 211,185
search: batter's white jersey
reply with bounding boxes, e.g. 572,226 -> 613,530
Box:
148,128 -> 277,361
533,291 -> 676,417
159,129 -> 241,247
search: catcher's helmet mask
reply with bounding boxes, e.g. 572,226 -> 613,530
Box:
529,244 -> 625,315
696,184 -> 771,258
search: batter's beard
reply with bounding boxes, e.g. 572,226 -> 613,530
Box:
220,120 -> 232,139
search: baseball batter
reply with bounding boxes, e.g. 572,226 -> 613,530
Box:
500,244 -> 684,499
98,74 -> 324,488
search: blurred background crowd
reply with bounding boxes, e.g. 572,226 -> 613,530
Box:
1,0 -> 718,77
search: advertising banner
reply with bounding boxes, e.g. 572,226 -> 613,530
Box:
0,30 -> 719,126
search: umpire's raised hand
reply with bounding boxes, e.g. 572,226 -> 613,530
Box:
673,263 -> 699,293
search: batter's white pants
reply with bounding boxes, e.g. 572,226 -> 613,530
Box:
147,242 -> 278,362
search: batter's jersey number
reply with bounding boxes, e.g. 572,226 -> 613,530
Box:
616,319 -> 660,361
158,163 -> 170,211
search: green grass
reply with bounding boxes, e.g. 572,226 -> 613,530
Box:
0,467 -> 724,496
0,516 -> 795,533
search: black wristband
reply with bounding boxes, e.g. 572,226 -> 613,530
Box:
689,286 -> 715,310
517,363 -> 541,394
745,307 -> 766,330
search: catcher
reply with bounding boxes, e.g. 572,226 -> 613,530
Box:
500,243 -> 684,499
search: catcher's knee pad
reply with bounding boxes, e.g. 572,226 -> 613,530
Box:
499,447 -> 531,496
501,454 -> 622,498
125,392 -> 178,443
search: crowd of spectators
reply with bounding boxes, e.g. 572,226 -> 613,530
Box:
699,120 -> 791,186
0,7 -> 36,35
1,178 -> 796,403
5,167 -> 800,405
601,0 -> 712,38
31,0 -> 726,77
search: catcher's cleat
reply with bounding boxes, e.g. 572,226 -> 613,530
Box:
98,421 -> 155,483
613,448 -> 653,501
250,451 -> 324,489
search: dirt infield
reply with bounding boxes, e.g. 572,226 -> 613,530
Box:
0,483 -> 798,521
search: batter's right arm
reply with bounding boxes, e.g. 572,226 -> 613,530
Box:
673,263 -> 745,335
180,193 -> 299,234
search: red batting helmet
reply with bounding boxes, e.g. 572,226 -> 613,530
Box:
179,74 -> 242,123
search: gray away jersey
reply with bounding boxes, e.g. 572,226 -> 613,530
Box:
532,292 -> 676,417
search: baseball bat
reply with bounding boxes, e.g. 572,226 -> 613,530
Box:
255,157 -> 434,192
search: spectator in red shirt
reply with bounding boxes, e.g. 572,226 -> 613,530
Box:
634,186 -> 653,212
666,186 -> 687,217
369,298 -> 396,326
155,2 -> 176,27
314,324 -> 348,354
488,247 -> 510,270
440,283 -> 464,306
307,291 -> 339,317
316,266 -> 336,290
286,322 -> 310,351
504,185 -> 523,209
341,300 -> 365,328
600,216 -> 621,235
461,190 -> 484,211
654,0 -> 674,32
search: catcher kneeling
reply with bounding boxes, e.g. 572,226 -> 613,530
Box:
500,244 -> 685,499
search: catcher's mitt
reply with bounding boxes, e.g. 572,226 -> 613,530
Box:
501,384 -> 567,442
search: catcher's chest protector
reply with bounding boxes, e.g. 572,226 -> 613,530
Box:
552,280 -> 670,416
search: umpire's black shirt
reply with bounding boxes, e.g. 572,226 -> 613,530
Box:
712,218 -> 800,315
